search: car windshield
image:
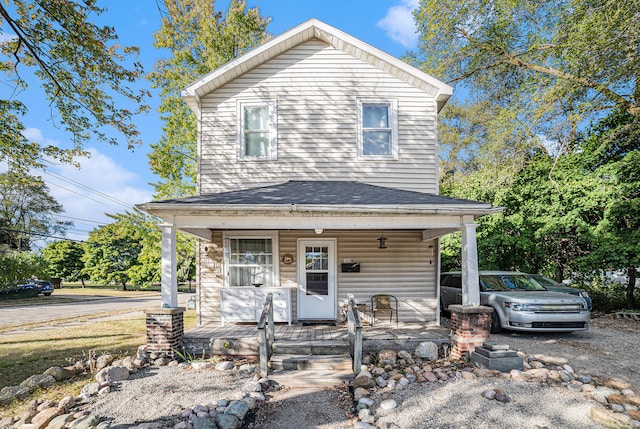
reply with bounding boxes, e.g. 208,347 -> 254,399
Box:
530,274 -> 561,287
480,274 -> 547,291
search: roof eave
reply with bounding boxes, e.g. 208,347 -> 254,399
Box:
180,18 -> 453,114
137,202 -> 503,218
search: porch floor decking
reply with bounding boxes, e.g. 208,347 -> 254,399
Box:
183,322 -> 451,356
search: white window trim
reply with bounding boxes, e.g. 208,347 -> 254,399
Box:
356,98 -> 399,160
222,231 -> 280,287
237,99 -> 277,161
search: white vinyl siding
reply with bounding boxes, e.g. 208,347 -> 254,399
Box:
198,40 -> 439,194
237,100 -> 277,160
198,229 -> 438,325
357,99 -> 398,159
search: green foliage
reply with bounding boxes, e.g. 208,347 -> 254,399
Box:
41,240 -> 85,281
580,279 -> 630,314
80,211 -> 195,289
0,1 -> 150,171
415,0 -> 640,153
0,172 -> 65,250
148,0 -> 270,198
0,251 -> 46,291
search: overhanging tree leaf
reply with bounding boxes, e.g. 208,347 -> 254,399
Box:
0,0 -> 150,171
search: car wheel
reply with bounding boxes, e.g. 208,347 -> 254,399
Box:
490,310 -> 502,334
44,293 -> 52,296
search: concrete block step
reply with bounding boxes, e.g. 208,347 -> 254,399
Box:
270,354 -> 352,371
268,369 -> 353,388
272,340 -> 350,355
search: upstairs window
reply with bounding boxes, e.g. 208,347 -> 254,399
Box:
357,98 -> 398,159
238,100 -> 277,160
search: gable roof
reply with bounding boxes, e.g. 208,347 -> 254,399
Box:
138,181 -> 499,217
181,19 -> 453,114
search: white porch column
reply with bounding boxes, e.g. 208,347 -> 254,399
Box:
461,222 -> 480,306
160,223 -> 178,308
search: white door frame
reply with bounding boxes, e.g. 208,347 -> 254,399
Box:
297,238 -> 337,320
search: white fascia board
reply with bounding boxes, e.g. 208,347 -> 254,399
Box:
169,213 -> 472,230
138,203 -> 501,217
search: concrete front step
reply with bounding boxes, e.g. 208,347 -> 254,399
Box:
270,354 -> 352,371
272,340 -> 350,355
268,369 -> 353,388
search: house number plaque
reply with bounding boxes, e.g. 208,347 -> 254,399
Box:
282,254 -> 294,264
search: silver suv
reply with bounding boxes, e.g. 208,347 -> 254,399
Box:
440,271 -> 590,333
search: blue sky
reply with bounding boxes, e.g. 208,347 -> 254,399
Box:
5,0 -> 422,242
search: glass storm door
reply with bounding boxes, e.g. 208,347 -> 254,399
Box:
297,239 -> 336,319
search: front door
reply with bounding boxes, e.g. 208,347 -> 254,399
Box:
297,239 -> 336,320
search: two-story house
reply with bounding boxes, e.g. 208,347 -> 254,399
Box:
138,19 -> 499,328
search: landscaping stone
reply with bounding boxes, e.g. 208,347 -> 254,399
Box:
215,361 -> 234,371
43,367 -> 76,382
80,382 -> 100,397
607,378 -> 633,391
95,366 -> 129,384
354,370 -> 375,388
378,350 -> 397,365
95,354 -> 114,371
216,413 -> 240,429
46,413 -> 74,429
414,342 -> 439,360
590,406 -> 634,428
191,361 -> 214,371
67,414 -> 100,429
58,395 -> 76,410
0,385 -> 31,405
225,400 -> 249,420
379,399 -> 398,411
20,374 -> 56,389
193,416 -> 217,429
30,406 -> 62,429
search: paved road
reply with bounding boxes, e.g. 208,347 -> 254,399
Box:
0,293 -> 193,327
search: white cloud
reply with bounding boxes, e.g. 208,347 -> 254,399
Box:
0,32 -> 17,43
377,0 -> 420,49
24,128 -> 153,241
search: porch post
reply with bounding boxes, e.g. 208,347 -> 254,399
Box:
461,222 -> 480,306
161,223 -> 178,308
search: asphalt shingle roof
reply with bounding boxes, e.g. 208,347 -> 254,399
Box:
150,181 -> 489,207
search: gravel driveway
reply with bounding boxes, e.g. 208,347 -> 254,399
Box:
85,314 -> 638,429
490,315 -> 640,392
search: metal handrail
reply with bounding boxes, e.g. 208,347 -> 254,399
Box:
346,294 -> 363,376
257,293 -> 274,377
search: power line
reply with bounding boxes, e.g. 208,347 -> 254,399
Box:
39,158 -> 136,210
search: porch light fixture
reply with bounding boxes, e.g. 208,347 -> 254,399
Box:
314,228 -> 323,235
377,233 -> 387,249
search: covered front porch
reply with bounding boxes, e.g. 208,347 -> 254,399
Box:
182,320 -> 451,357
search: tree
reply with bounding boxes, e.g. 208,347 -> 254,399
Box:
82,220 -> 140,290
0,0 -> 150,171
148,0 -> 270,198
0,250 -> 46,291
415,0 -> 640,152
0,172 -> 65,250
81,211 -> 196,289
42,240 -> 86,285
573,110 -> 640,308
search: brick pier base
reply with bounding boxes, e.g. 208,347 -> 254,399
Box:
144,307 -> 185,360
449,305 -> 493,360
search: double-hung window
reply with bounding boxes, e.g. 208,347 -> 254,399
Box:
357,98 -> 398,159
238,100 -> 277,160
224,232 -> 278,287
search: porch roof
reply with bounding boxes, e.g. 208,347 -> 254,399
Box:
137,180 -> 501,218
